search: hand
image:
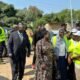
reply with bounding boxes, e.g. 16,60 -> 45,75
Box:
27,53 -> 30,57
41,64 -> 46,70
68,56 -> 72,65
72,56 -> 80,60
33,46 -> 36,50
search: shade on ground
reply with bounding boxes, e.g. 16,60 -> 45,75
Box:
0,53 -> 35,80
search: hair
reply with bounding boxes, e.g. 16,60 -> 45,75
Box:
76,22 -> 80,27
61,23 -> 67,27
59,28 -> 64,33
43,30 -> 49,36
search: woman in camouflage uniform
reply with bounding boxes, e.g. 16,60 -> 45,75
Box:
35,31 -> 53,80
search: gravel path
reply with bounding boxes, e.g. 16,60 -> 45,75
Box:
0,53 -> 35,80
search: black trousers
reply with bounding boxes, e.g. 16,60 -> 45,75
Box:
0,41 -> 5,59
32,49 -> 36,65
57,56 -> 68,80
11,56 -> 26,80
68,62 -> 76,80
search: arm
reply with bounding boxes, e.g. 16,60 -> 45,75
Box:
8,33 -> 13,56
25,33 -> 31,57
71,54 -> 80,60
32,32 -> 36,46
67,52 -> 73,64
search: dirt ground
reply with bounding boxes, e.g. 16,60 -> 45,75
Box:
0,53 -> 35,80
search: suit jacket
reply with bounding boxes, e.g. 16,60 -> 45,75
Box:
8,31 -> 30,58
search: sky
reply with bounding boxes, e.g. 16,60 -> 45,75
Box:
0,0 -> 80,13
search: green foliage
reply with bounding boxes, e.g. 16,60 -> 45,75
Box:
56,9 -> 71,23
16,9 -> 27,20
0,1 -> 80,29
0,2 -> 16,17
43,13 -> 60,23
34,18 -> 46,28
3,5 -> 16,17
24,6 -> 43,22
2,16 -> 19,24
75,10 -> 80,21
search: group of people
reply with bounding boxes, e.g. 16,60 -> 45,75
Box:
0,22 -> 80,80
32,23 -> 80,80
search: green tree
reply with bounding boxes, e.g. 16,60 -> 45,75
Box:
24,6 -> 43,22
34,18 -> 46,28
1,5 -> 16,17
57,9 -> 71,23
16,8 -> 27,20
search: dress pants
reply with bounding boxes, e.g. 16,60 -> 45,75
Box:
57,56 -> 68,80
0,41 -> 4,59
32,49 -> 36,65
11,56 -> 26,80
68,62 -> 76,80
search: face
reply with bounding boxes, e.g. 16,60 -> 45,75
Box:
14,26 -> 18,31
72,35 -> 78,41
44,32 -> 49,40
66,32 -> 71,39
18,26 -> 24,32
75,35 -> 80,41
62,26 -> 67,31
36,26 -> 40,31
59,31 -> 64,38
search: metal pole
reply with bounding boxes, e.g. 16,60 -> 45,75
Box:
70,0 -> 73,28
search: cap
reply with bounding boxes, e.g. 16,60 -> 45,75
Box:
73,31 -> 80,36
71,28 -> 77,33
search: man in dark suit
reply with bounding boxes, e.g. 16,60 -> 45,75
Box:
8,23 -> 31,80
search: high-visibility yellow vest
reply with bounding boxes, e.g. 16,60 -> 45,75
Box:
29,37 -> 33,45
51,36 -> 57,47
51,35 -> 68,48
67,39 -> 75,53
66,38 -> 80,65
0,27 -> 6,42
64,36 -> 70,50
72,42 -> 80,65
51,35 -> 80,65
68,39 -> 80,65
